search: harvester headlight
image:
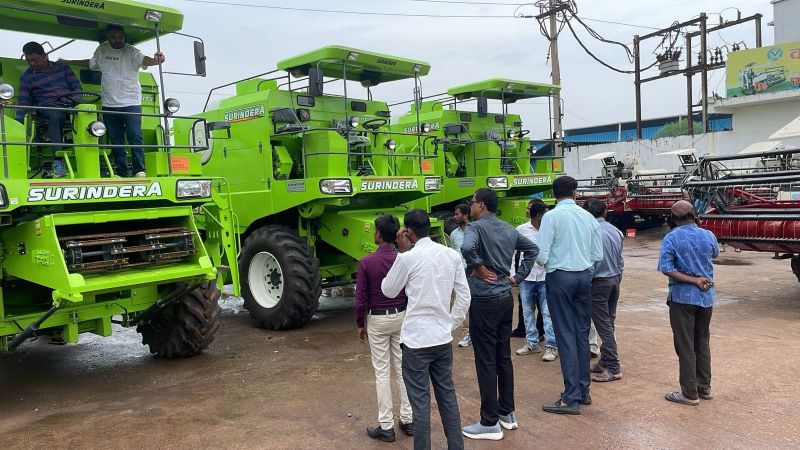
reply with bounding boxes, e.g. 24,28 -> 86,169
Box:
421,122 -> 432,133
164,98 -> 181,114
87,121 -> 107,137
320,178 -> 352,195
176,179 -> 212,199
347,52 -> 359,61
0,184 -> 7,208
424,177 -> 441,191
0,83 -> 14,101
487,176 -> 508,189
412,64 -> 423,73
144,9 -> 163,22
349,116 -> 360,128
385,139 -> 397,151
507,129 -> 518,139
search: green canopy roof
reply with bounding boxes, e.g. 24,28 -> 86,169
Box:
0,0 -> 183,45
276,45 -> 431,85
447,78 -> 560,102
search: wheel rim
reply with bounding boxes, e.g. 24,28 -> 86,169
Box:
249,251 -> 284,309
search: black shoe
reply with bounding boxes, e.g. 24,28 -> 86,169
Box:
581,393 -> 592,405
511,329 -> 526,338
367,426 -> 396,442
542,399 -> 580,415
399,421 -> 414,436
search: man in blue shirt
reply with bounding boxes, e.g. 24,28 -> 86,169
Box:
537,176 -> 603,415
658,200 -> 719,406
583,199 -> 624,382
450,203 -> 472,348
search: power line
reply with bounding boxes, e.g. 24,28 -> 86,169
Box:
402,0 -> 526,5
177,0 -> 513,18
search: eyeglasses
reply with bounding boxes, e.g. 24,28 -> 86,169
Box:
470,200 -> 483,205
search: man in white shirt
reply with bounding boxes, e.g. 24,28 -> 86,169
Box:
449,203 -> 472,348
382,209 -> 471,450
63,25 -> 165,177
513,199 -> 558,362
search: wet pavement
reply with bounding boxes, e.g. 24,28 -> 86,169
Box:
1,227 -> 799,449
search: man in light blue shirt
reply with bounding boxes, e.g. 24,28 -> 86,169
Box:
537,176 -> 603,415
583,199 -> 624,383
658,200 -> 719,406
450,203 -> 471,348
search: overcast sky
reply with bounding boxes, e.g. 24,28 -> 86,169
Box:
5,0 -> 776,138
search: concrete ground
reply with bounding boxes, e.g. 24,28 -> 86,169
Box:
1,227 -> 798,449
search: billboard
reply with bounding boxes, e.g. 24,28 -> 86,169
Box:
726,41 -> 800,98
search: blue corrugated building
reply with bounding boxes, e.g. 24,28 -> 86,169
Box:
563,114 -> 733,145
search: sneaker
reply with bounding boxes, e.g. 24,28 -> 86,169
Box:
458,331 -> 472,348
462,422 -> 503,440
542,346 -> 558,362
515,342 -> 542,355
498,412 -> 518,430
366,425 -> 396,442
134,171 -> 147,177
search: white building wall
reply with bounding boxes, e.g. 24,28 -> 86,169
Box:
564,93 -> 800,179
773,0 -> 800,44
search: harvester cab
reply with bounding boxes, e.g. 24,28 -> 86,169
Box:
392,78 -> 562,226
175,46 -> 443,330
0,0 -> 238,357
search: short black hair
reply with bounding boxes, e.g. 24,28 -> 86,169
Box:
553,175 -> 578,199
22,42 -> 45,56
583,198 -> 607,218
473,188 -> 498,212
106,24 -> 125,34
403,209 -> 431,238
528,198 -> 547,218
374,214 -> 400,243
454,204 -> 470,216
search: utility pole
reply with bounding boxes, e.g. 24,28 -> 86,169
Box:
548,0 -> 563,157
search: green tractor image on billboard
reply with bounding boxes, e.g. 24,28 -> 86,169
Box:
392,79 -> 563,229
174,46 -> 442,330
0,1 -> 238,356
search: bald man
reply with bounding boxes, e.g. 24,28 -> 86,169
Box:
657,200 -> 719,406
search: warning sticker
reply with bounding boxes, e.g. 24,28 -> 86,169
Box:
170,156 -> 190,173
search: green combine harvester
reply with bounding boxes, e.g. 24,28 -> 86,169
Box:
0,0 -> 239,356
173,46 -> 443,330
393,79 -> 563,229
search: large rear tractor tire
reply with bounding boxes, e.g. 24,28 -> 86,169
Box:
138,281 -> 221,358
239,225 -> 322,330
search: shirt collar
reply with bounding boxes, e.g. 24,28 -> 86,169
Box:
32,61 -> 54,73
376,243 -> 395,253
477,213 -> 496,221
413,237 -> 433,248
555,199 -> 576,207
597,217 -> 606,223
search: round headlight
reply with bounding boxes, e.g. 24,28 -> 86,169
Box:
88,121 -> 107,137
349,116 -> 359,128
421,122 -> 431,133
507,130 -> 518,139
385,139 -> 397,151
164,97 -> 181,114
0,83 -> 14,101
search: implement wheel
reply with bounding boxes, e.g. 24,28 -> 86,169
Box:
138,281 -> 221,358
240,225 -> 321,330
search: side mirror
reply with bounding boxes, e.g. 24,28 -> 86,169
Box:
194,41 -> 207,77
308,67 -> 323,97
477,94 -> 488,118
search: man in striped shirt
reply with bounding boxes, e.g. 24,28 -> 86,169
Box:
17,42 -> 82,154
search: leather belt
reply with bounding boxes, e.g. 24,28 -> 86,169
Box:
369,306 -> 406,315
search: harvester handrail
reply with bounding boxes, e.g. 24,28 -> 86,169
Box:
697,147 -> 800,163
684,173 -> 800,187
202,69 -> 283,112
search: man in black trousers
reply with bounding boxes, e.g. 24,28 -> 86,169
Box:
461,188 -> 538,440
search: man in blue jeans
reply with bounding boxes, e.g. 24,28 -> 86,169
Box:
513,198 -> 558,362
536,176 -> 602,415
63,25 -> 166,177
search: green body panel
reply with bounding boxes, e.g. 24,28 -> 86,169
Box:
394,79 -> 563,225
276,45 -> 430,83
0,0 -> 183,44
0,1 -> 240,349
447,78 -> 560,101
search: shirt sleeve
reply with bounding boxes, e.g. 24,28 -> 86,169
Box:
710,233 -> 720,259
15,74 -> 31,122
354,259 -> 369,328
513,233 -> 539,284
536,214 -> 554,267
64,65 -> 82,93
130,46 -> 146,68
89,46 -> 101,71
460,223 -> 483,269
657,235 -> 677,273
618,235 -> 625,274
590,220 -> 603,263
381,254 -> 409,299
450,254 -> 472,331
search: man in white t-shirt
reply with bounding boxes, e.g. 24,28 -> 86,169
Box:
512,198 -> 558,362
63,25 -> 166,177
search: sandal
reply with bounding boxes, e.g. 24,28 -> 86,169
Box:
590,362 -> 605,374
664,391 -> 699,406
592,369 -> 622,382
